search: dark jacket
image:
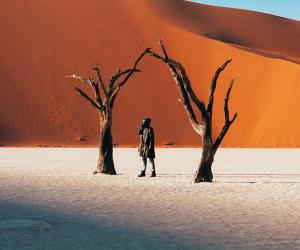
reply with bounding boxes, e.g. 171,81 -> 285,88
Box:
138,126 -> 155,159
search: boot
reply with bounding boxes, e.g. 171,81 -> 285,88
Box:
151,170 -> 156,177
138,170 -> 145,177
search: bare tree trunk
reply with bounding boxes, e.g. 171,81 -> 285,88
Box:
96,116 -> 116,175
194,137 -> 214,183
67,48 -> 149,175
193,120 -> 214,182
147,39 -> 237,183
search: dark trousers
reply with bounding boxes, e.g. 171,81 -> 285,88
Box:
142,157 -> 155,172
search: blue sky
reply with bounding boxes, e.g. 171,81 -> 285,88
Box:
188,0 -> 300,21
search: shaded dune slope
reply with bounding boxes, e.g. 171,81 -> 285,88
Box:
0,0 -> 299,147
149,0 -> 300,64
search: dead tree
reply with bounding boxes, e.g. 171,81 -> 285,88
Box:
147,39 -> 237,183
67,49 -> 150,175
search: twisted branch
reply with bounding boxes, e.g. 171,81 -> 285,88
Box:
171,61 -> 207,120
213,78 -> 238,150
147,40 -> 204,135
117,48 -> 150,88
74,87 -> 101,110
207,59 -> 232,115
93,63 -> 108,100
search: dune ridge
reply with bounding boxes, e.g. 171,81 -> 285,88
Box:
0,0 -> 299,147
148,0 -> 300,64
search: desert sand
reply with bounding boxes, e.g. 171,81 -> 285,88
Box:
1,148 -> 300,249
1,0 -> 300,147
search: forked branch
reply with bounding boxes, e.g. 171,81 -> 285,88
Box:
146,38 -> 237,142
67,74 -> 105,111
110,68 -> 140,89
213,78 -> 238,150
146,38 -> 238,182
109,48 -> 150,108
67,48 -> 148,114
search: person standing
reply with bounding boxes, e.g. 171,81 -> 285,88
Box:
138,117 -> 156,177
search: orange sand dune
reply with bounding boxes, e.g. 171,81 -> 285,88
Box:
0,0 -> 300,147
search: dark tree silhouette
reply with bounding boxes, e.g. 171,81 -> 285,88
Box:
67,48 -> 150,175
147,39 -> 237,183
